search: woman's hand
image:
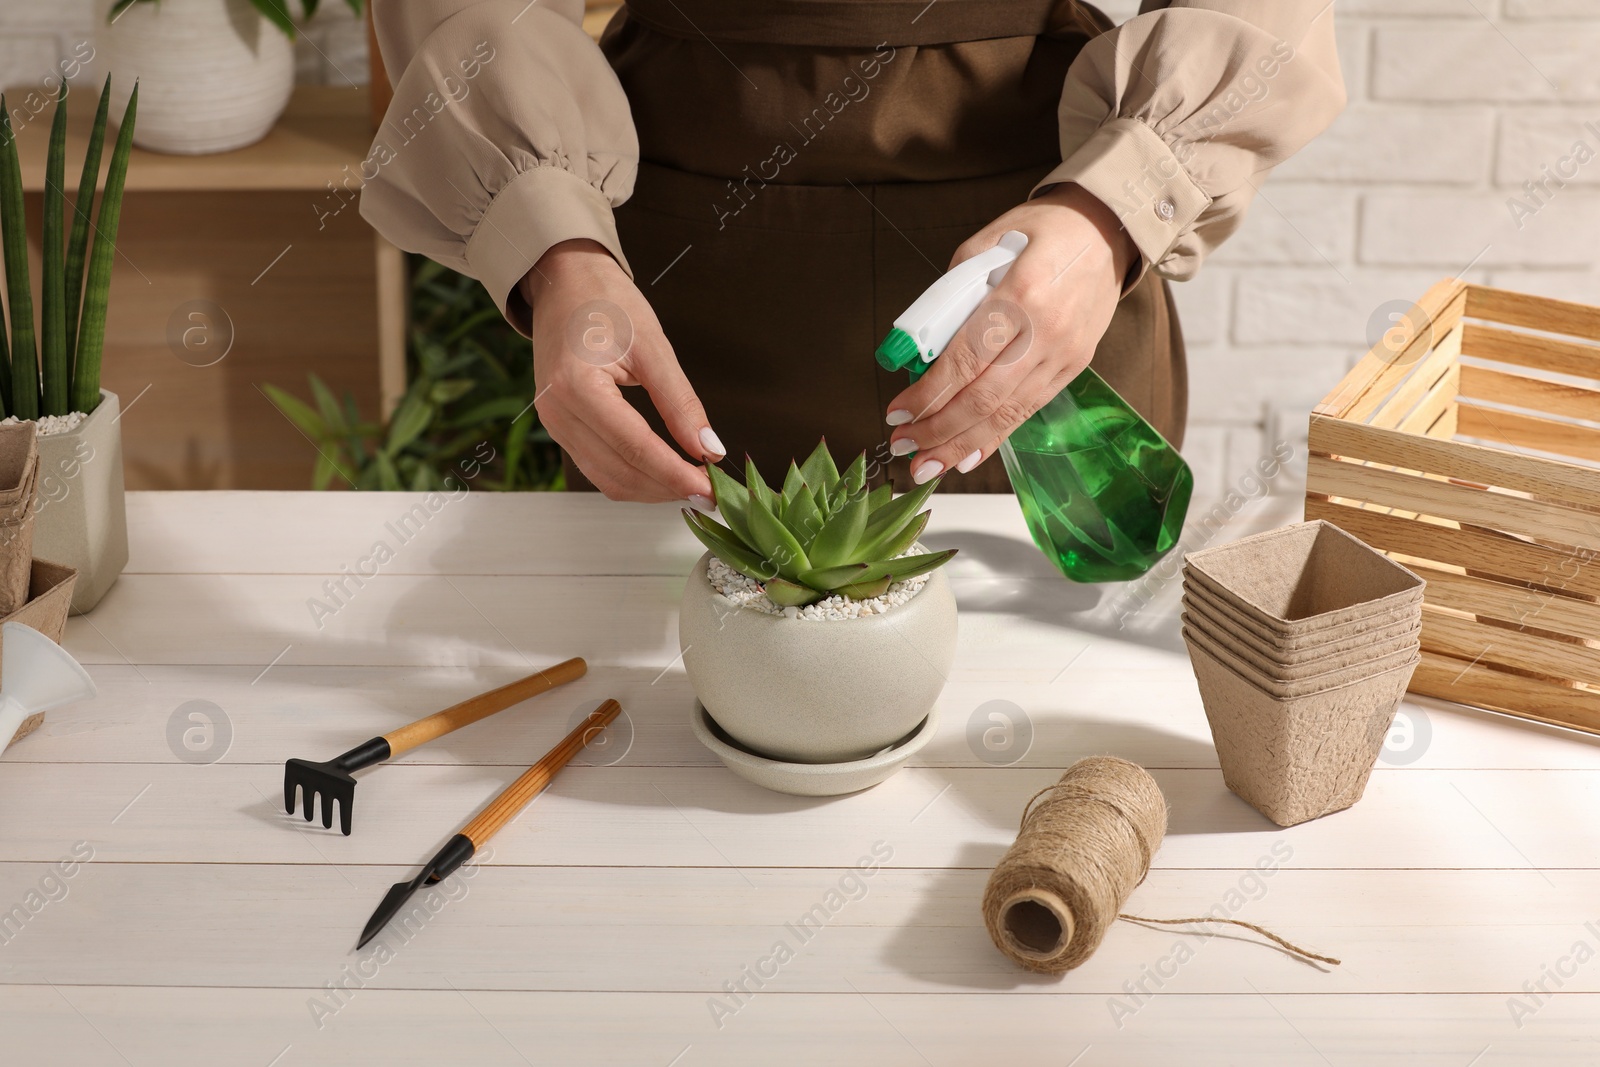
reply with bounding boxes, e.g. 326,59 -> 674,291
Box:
884,184 -> 1138,482
524,239 -> 723,506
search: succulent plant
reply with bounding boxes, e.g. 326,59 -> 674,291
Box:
682,440 -> 957,608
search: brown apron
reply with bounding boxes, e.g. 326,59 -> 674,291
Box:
564,0 -> 1187,494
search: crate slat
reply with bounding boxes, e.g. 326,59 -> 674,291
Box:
1409,563 -> 1600,643
1308,416 -> 1600,511
1302,498 -> 1600,599
1422,606 -> 1600,689
1370,324 -> 1462,429
1456,404 -> 1600,465
1460,322 -> 1600,379
1309,278 -> 1600,730
1313,278 -> 1466,420
1309,456 -> 1600,553
1411,651 -> 1600,737
1465,284 -> 1600,345
1458,364 -> 1600,423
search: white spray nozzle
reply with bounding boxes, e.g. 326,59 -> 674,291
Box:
894,230 -> 1028,364
0,622 -> 96,751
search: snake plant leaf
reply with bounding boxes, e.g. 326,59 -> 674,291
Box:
866,483 -> 893,513
0,97 -> 38,420
762,576 -> 824,608
806,491 -> 868,570
746,489 -> 810,581
683,510 -> 776,584
798,438 -> 838,493
64,77 -> 111,392
704,460 -> 754,546
40,86 -> 68,416
73,81 -> 136,416
784,480 -> 823,548
834,577 -> 893,600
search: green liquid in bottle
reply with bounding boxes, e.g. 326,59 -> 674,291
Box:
998,368 -> 1193,583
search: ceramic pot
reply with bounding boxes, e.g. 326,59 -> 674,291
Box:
99,0 -> 294,155
32,391 -> 129,615
678,551 -> 958,764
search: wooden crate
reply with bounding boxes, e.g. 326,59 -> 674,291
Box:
1304,277 -> 1600,736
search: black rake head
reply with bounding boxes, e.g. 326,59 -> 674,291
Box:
284,758 -> 358,835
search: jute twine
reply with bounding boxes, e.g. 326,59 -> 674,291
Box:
981,756 -> 1341,975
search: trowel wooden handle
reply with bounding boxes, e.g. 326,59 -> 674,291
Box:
461,699 -> 620,849
382,657 -> 587,757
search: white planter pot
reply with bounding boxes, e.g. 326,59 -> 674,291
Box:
98,0 -> 295,155
32,391 -> 130,615
678,552 -> 958,765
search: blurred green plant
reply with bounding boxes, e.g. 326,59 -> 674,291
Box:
108,0 -> 362,39
262,255 -> 563,492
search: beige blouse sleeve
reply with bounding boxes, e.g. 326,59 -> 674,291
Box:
359,0 -> 638,334
1034,0 -> 1346,287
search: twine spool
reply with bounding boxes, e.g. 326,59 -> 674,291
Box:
983,756 -> 1166,973
982,756 -> 1340,975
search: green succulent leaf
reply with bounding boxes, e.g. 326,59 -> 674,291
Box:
704,461 -> 754,546
745,490 -> 810,580
859,549 -> 958,585
786,483 -> 824,549
835,577 -> 893,600
779,461 -> 806,516
862,510 -> 930,564
798,561 -> 870,590
863,476 -> 939,543
841,452 -> 867,497
867,484 -> 893,512
806,491 -> 868,570
762,577 -> 824,607
744,456 -> 778,514
798,439 -> 839,494
683,510 -> 777,584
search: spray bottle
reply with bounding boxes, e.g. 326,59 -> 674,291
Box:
875,231 -> 1192,582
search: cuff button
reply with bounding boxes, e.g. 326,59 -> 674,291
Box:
1155,197 -> 1176,222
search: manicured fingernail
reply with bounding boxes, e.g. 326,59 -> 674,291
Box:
912,459 -> 943,484
699,427 -> 726,457
886,409 -> 913,426
956,449 -> 982,473
890,437 -> 917,457
688,494 -> 715,513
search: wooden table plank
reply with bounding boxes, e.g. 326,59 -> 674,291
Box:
4,989 -> 1592,1067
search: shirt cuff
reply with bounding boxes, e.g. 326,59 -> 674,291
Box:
465,164 -> 634,337
1030,117 -> 1211,293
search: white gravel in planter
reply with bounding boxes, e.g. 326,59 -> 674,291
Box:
708,554 -> 933,621
0,412 -> 86,436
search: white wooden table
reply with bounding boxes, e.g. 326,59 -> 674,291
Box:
4,490 -> 1598,1065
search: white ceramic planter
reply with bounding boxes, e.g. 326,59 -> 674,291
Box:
679,551 -> 958,765
32,391 -> 129,615
98,0 -> 294,155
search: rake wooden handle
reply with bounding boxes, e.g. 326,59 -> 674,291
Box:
460,699 -> 621,850
381,657 -> 587,757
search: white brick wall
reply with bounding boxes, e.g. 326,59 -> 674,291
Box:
5,1 -> 1597,509
1097,0 -> 1600,507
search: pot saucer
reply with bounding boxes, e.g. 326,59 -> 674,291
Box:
691,703 -> 938,797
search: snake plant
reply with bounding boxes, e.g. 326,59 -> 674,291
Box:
0,76 -> 136,421
683,440 -> 957,607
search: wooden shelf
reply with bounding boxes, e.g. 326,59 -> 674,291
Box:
14,85 -> 376,193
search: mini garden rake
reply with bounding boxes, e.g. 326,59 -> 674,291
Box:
284,656 -> 586,835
